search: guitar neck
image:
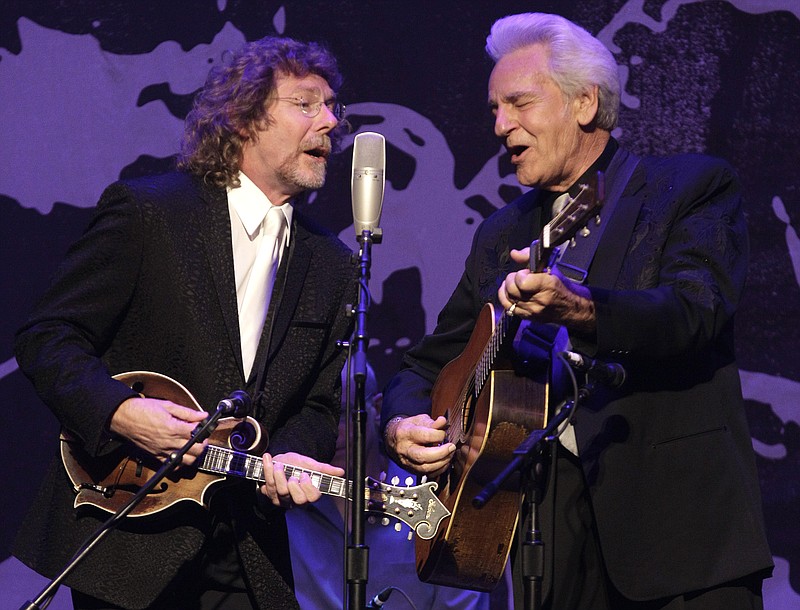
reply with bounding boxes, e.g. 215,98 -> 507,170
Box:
473,308 -> 515,400
201,445 -> 350,498
530,238 -> 553,273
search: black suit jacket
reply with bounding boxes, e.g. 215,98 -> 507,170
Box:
381,149 -> 772,600
14,172 -> 356,608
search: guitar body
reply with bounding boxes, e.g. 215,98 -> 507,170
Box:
61,371 -> 266,517
416,303 -> 548,591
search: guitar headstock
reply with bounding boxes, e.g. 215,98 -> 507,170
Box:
531,171 -> 605,272
365,476 -> 450,540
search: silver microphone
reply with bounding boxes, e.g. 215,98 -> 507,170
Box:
351,131 -> 385,243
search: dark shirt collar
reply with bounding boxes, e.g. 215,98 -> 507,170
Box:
545,136 -> 618,200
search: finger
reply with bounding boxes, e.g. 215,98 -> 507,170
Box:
293,473 -> 322,504
314,464 -> 345,477
163,402 -> 209,422
503,273 -> 522,302
271,460 -> 290,498
430,416 -> 449,430
260,453 -> 277,498
509,247 -> 531,264
284,474 -> 303,505
406,442 -> 456,467
405,425 -> 447,446
497,283 -> 514,311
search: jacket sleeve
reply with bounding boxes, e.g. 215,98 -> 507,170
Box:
14,183 -> 145,455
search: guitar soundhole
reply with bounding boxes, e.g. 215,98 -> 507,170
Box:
229,421 -> 258,451
131,380 -> 145,393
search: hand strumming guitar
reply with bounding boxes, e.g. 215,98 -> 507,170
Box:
383,414 -> 456,477
109,396 -> 209,466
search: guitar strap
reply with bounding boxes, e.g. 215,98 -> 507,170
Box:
554,149 -> 641,284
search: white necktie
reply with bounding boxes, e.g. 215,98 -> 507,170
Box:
239,207 -> 285,380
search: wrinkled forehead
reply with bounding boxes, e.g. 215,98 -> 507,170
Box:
487,45 -> 553,102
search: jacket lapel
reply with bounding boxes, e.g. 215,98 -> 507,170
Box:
589,155 -> 647,289
267,221 -> 312,362
197,181 -> 245,377
246,217 -> 314,386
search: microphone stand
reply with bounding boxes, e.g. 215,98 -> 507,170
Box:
472,383 -> 594,610
346,228 -> 380,610
19,398 -> 244,610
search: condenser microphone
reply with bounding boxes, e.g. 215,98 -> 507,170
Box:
351,131 -> 385,243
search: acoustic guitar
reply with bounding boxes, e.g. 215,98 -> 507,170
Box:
416,173 -> 604,589
61,371 -> 450,540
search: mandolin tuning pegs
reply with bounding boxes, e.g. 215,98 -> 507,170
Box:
379,471 -> 387,482
405,476 -> 414,486
391,476 -> 400,486
420,475 -> 428,484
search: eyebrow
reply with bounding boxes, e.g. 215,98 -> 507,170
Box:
289,87 -> 336,103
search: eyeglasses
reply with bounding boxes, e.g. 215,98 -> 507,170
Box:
276,97 -> 347,121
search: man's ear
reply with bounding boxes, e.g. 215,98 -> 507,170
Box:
574,85 -> 600,127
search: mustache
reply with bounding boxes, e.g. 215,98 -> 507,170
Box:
303,136 -> 332,156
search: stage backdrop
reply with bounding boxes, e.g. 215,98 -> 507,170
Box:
1,1 -> 798,606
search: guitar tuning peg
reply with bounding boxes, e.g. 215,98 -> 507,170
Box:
394,523 -> 402,532
367,516 -> 377,525
407,532 -> 413,541
391,476 -> 400,486
580,226 -> 591,238
420,475 -> 428,484
405,476 -> 414,487
381,517 -> 390,526
379,471 -> 387,482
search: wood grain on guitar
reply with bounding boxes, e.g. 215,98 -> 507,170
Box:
60,371 -> 449,539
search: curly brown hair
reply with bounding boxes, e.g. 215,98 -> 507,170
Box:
177,36 -> 344,188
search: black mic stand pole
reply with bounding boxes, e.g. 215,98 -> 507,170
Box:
472,383 -> 594,610
19,397 -> 247,610
346,228 -> 381,610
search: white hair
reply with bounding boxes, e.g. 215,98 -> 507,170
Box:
486,12 -> 620,130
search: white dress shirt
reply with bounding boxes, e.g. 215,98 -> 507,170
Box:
227,172 -> 292,379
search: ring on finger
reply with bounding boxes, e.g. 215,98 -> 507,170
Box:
507,302 -> 517,316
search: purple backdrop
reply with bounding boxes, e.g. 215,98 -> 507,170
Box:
1,1 -> 798,607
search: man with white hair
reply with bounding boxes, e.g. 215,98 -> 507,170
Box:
381,12 -> 772,610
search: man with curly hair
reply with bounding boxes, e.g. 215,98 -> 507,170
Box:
14,36 -> 355,609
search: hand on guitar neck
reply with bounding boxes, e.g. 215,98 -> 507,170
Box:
498,247 -> 597,337
260,451 -> 345,508
383,413 -> 456,477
